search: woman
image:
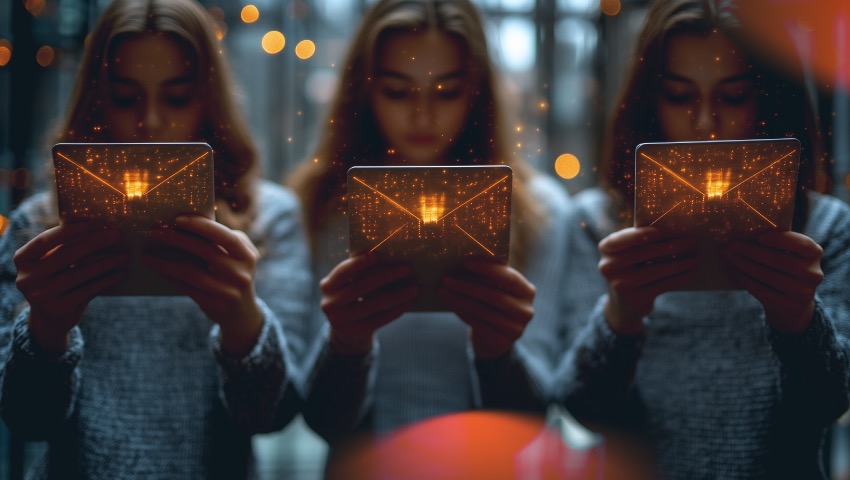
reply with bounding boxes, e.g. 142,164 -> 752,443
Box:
286,0 -> 572,447
0,0 -> 311,477
553,0 -> 850,478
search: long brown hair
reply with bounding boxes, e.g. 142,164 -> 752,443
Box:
602,0 -> 825,230
54,0 -> 258,228
286,0 -> 543,268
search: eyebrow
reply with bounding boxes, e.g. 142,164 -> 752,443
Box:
375,69 -> 467,83
661,72 -> 753,85
108,74 -> 196,87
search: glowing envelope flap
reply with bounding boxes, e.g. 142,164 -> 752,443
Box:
52,142 -> 216,296
634,138 -> 800,290
347,165 -> 512,311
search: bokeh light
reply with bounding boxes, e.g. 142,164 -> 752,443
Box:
36,46 -> 55,67
262,31 -> 286,54
555,153 -> 581,180
0,215 -> 8,236
241,5 -> 260,23
0,40 -> 12,67
295,40 -> 316,60
600,0 -> 621,16
24,0 -> 45,16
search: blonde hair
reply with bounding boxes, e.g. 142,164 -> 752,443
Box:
286,0 -> 543,268
54,0 -> 258,228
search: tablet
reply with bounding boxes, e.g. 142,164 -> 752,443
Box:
347,165 -> 512,311
52,142 -> 216,295
634,138 -> 800,289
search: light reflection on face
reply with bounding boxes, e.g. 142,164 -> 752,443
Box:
369,30 -> 473,165
657,30 -> 759,142
104,33 -> 203,143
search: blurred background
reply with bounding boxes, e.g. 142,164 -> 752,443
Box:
0,0 -> 848,478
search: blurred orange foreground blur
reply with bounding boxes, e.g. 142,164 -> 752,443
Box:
326,411 -> 652,480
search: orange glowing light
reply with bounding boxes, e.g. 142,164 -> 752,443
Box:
600,0 -> 621,16
420,194 -> 445,224
295,40 -> 316,60
241,5 -> 260,23
705,169 -> 731,198
0,45 -> 10,67
36,46 -> 54,67
0,215 -> 8,235
215,22 -> 227,41
124,170 -> 150,199
25,0 -> 45,16
554,153 -> 581,180
262,31 -> 286,54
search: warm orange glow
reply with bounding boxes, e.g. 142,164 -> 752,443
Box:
24,0 -> 45,16
600,0 -> 621,16
0,215 -> 8,235
124,170 -> 149,199
420,194 -> 445,224
262,31 -> 286,54
295,40 -> 316,60
215,22 -> 227,41
554,153 -> 581,180
241,5 -> 260,23
705,169 -> 731,198
0,44 -> 11,67
36,46 -> 54,67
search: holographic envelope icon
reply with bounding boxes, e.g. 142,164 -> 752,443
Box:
634,138 -> 800,289
347,165 -> 512,311
52,142 -> 216,295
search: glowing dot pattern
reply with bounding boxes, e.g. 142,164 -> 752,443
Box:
347,166 -> 512,259
347,165 -> 512,310
634,138 -> 800,240
52,143 -> 215,230
295,40 -> 316,60
241,5 -> 260,23
262,31 -> 286,54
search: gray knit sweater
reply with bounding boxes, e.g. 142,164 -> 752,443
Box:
0,180 -> 313,479
553,188 -> 850,479
298,174 -> 573,443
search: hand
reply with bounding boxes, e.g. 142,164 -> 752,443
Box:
723,231 -> 823,334
439,258 -> 535,360
320,253 -> 418,355
141,215 -> 263,355
14,222 -> 128,352
598,227 -> 700,335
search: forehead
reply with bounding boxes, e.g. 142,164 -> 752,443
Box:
375,30 -> 466,81
108,33 -> 195,81
663,30 -> 751,81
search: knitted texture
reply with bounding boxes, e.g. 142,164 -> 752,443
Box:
0,180 -> 312,479
554,189 -> 850,480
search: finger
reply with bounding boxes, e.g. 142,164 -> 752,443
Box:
724,248 -> 822,292
16,227 -> 121,269
457,261 -> 536,300
725,243 -> 823,285
753,231 -> 823,259
146,227 -> 225,262
442,289 -> 528,340
13,223 -> 92,263
320,253 -> 381,292
608,255 -> 701,293
325,282 -> 419,319
600,244 -> 701,279
598,227 -> 674,254
174,215 -> 258,261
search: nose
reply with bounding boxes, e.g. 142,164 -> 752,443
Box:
411,91 -> 434,127
139,101 -> 164,139
693,99 -> 718,140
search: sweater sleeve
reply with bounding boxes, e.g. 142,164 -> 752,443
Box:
211,182 -> 312,433
767,195 -> 850,423
0,196 -> 84,439
551,190 -> 645,426
300,329 -> 378,444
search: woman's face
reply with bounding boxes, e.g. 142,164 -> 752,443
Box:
103,33 -> 203,142
656,30 -> 759,142
369,30 -> 473,165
